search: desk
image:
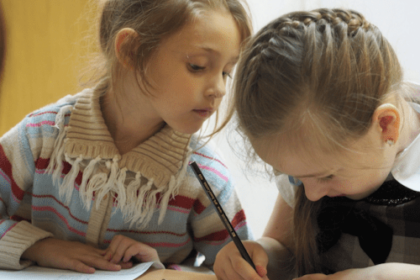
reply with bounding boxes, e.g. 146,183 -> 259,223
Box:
137,268 -> 217,280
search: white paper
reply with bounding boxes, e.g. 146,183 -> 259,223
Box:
0,261 -> 165,280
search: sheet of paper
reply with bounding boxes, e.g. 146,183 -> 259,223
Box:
0,261 -> 165,280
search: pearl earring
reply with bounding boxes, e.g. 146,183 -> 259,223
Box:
386,139 -> 395,146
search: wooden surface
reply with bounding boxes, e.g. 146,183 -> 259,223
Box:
136,268 -> 217,280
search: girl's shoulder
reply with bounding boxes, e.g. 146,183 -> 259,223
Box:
189,136 -> 226,167
188,136 -> 232,191
22,89 -> 90,137
26,89 -> 89,123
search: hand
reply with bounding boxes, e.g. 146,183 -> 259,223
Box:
103,234 -> 160,269
22,237 -> 121,273
214,240 -> 269,280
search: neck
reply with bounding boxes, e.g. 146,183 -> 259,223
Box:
396,100 -> 420,154
100,81 -> 165,155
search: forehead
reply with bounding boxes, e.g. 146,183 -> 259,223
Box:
252,134 -> 327,173
159,9 -> 241,57
252,129 -> 378,177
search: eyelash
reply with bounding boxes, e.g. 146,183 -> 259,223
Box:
223,72 -> 232,79
188,64 -> 232,78
317,175 -> 334,183
189,64 -> 205,71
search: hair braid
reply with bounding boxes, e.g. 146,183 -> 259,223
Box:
233,8 -> 403,276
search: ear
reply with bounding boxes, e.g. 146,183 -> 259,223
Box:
115,27 -> 138,69
372,103 -> 401,145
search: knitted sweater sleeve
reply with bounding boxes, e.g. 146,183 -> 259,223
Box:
188,152 -> 253,268
0,112 -> 54,270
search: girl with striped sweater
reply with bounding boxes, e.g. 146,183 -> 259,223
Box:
0,0 -> 252,274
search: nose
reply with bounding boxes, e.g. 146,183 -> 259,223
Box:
302,180 -> 329,202
205,74 -> 226,98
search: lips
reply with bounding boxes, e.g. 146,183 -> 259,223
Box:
329,194 -> 346,198
193,108 -> 213,117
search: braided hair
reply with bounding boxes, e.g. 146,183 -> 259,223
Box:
233,9 -> 403,275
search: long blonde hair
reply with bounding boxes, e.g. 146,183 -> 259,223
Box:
233,8 -> 403,275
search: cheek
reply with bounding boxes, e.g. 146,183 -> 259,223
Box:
214,97 -> 223,107
332,177 -> 365,191
300,179 -> 323,194
339,175 -> 383,198
355,169 -> 388,186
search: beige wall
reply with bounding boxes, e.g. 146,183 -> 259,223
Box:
0,0 -> 98,135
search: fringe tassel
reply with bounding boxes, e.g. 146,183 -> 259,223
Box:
95,156 -> 119,210
43,91 -> 194,228
158,176 -> 175,225
79,156 -> 101,205
46,104 -> 73,185
85,172 -> 108,210
51,140 -> 66,187
125,172 -> 141,221
146,185 -> 165,224
60,155 -> 83,205
115,167 -> 127,211
130,179 -> 154,228
126,172 -> 141,207
158,146 -> 193,224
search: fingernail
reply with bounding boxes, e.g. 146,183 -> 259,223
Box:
256,265 -> 267,277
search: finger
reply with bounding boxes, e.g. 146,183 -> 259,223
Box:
92,259 -> 122,271
214,248 -> 245,280
215,268 -> 232,280
256,265 -> 267,278
232,258 -> 263,280
126,244 -> 158,263
95,248 -> 107,256
119,261 -> 133,269
103,245 -> 115,261
70,260 -> 96,274
105,235 -> 124,262
110,239 -> 132,264
103,250 -> 113,262
81,255 -> 122,271
214,259 -> 226,280
251,248 -> 269,278
224,269 -> 247,280
122,245 -> 137,263
104,237 -> 120,261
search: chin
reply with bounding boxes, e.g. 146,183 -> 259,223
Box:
169,125 -> 201,135
346,194 -> 364,200
347,191 -> 375,200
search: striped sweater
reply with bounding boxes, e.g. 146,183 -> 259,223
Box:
0,88 -> 251,270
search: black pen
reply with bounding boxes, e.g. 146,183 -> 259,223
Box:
189,161 -> 256,270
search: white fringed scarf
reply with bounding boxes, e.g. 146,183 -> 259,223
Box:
46,89 -> 192,228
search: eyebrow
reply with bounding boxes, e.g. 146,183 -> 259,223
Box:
196,46 -> 239,63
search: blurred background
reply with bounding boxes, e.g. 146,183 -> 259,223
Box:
0,0 -> 419,238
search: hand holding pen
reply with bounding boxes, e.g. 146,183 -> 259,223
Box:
190,162 -> 269,280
